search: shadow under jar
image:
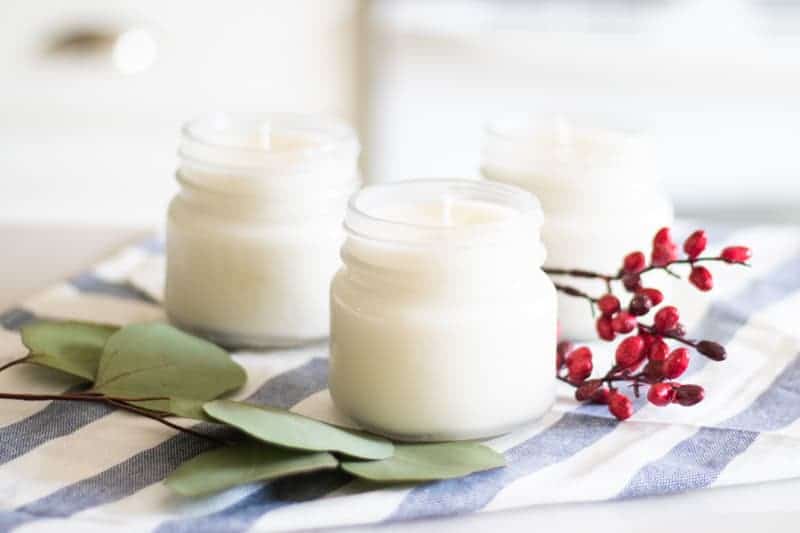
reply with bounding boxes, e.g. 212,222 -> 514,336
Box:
482,116 -> 674,340
166,113 -> 360,349
330,179 -> 556,442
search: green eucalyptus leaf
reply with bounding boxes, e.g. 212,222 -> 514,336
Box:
203,400 -> 394,460
92,323 -> 246,409
165,441 -> 338,497
340,442 -> 505,482
21,320 -> 118,381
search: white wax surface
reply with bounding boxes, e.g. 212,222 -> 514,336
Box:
330,191 -> 556,441
375,198 -> 517,227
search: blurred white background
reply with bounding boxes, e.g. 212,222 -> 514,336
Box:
0,0 -> 361,224
1,0 -> 799,226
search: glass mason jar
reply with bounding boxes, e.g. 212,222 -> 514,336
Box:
482,115 -> 674,340
330,179 -> 556,441
166,113 -> 360,348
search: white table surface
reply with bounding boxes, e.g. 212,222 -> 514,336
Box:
2,223 -> 799,533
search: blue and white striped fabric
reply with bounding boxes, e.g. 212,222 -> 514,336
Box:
0,225 -> 799,532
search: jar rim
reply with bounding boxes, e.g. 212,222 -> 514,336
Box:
482,114 -> 656,182
345,179 -> 543,246
180,112 -> 359,172
484,113 -> 643,143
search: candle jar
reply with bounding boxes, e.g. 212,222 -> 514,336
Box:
482,116 -> 674,340
330,179 -> 556,441
166,113 -> 360,348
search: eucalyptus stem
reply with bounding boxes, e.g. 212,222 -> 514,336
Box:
106,399 -> 227,444
0,357 -> 27,373
0,391 -> 223,444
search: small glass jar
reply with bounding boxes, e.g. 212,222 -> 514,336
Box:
329,179 -> 556,441
482,115 -> 674,340
166,113 -> 360,348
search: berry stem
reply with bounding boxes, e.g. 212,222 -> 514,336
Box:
544,256 -> 749,283
553,228 -> 745,419
638,323 -> 698,349
552,283 -> 598,302
551,283 -> 599,316
544,268 -> 615,281
559,365 -> 637,389
547,256 -> 750,310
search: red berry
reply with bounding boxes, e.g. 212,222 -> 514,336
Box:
653,306 -> 680,333
557,340 -> 573,357
647,382 -> 676,406
608,391 -> 634,420
597,294 -> 621,316
567,356 -> 593,384
683,230 -> 707,259
566,347 -> 593,383
651,243 -> 678,266
639,288 -> 664,306
575,379 -> 603,402
674,384 -> 704,406
653,227 -> 675,247
697,340 -> 726,361
622,272 -> 643,292
596,316 -> 616,341
566,346 -> 592,365
663,348 -> 690,379
720,246 -> 751,263
638,330 -> 655,347
642,360 -> 664,382
611,311 -> 637,334
556,340 -> 573,370
689,266 -> 713,291
668,323 -> 687,337
647,338 -> 669,361
623,251 -> 646,274
628,293 -> 652,316
615,335 -> 646,369
591,387 -> 610,405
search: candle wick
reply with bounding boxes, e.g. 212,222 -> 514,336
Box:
442,195 -> 454,227
259,122 -> 272,150
555,116 -> 572,161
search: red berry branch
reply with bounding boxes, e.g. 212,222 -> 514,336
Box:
549,227 -> 751,420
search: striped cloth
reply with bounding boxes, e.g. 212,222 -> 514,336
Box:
0,224 -> 799,532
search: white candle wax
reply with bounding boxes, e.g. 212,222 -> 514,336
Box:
482,116 -> 674,340
330,179 -> 556,441
165,113 -> 360,348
